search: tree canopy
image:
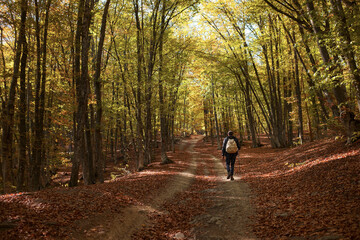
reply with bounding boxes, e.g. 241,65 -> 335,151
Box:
1,0 -> 359,192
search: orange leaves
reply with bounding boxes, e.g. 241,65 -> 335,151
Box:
241,138 -> 360,239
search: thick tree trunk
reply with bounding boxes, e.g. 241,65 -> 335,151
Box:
80,0 -> 95,185
2,0 -> 27,193
31,0 -> 51,191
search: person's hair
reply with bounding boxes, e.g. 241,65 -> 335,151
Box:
228,131 -> 233,136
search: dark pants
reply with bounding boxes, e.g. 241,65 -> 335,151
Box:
225,154 -> 237,176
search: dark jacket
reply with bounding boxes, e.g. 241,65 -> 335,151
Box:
222,136 -> 241,156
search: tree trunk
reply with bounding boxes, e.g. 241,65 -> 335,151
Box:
294,32 -> 304,144
17,39 -> 28,191
133,0 -> 144,171
203,100 -> 208,138
2,0 -> 27,193
211,77 -> 221,150
93,0 -> 111,183
70,0 -> 85,187
32,0 -> 42,189
244,80 -> 258,148
235,94 -> 243,143
80,0 -> 95,185
210,108 -> 214,146
284,75 -> 293,146
158,0 -> 171,164
183,89 -> 187,134
31,0 -> 51,191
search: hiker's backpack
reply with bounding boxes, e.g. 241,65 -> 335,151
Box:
226,138 -> 238,153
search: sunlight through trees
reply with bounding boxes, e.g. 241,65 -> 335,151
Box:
0,0 -> 359,192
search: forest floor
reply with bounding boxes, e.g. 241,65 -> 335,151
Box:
0,135 -> 359,239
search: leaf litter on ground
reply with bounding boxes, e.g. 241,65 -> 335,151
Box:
1,136 -> 359,239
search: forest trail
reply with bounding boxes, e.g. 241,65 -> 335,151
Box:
1,135 -> 359,239
77,135 -> 256,239
105,136 -> 256,239
191,153 -> 256,240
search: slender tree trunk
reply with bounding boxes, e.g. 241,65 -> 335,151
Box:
210,108 -> 214,146
211,77 -> 221,150
171,110 -> 176,152
81,0 -> 96,185
93,0 -> 110,183
121,89 -> 128,162
158,0 -> 171,164
32,0 -> 42,189
32,0 -> 51,190
203,100 -> 208,138
305,99 -> 314,142
245,81 -> 258,148
39,0 -> 52,186
284,74 -> 293,146
235,94 -> 243,142
183,89 -> 187,134
18,39 -> 28,191
133,0 -> 144,170
0,27 -> 6,105
293,32 -> 304,144
70,0 -> 85,187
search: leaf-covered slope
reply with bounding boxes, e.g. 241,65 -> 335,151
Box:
240,138 -> 360,239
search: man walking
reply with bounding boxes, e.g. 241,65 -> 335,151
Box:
222,131 -> 241,181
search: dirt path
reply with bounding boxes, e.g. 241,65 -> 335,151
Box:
191,154 -> 257,240
74,136 -> 256,239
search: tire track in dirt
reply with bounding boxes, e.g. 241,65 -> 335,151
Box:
192,154 -> 257,240
105,137 -> 200,240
